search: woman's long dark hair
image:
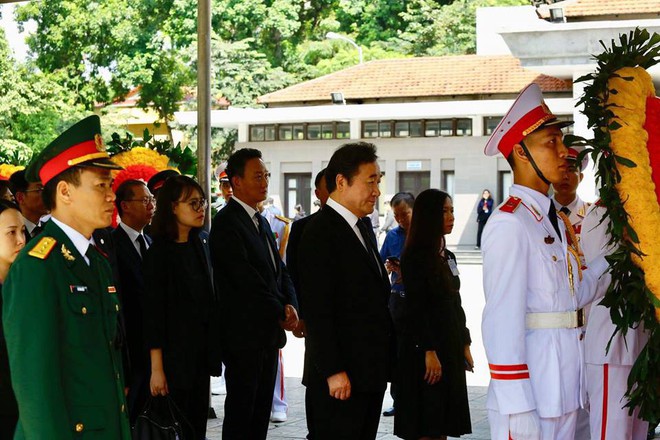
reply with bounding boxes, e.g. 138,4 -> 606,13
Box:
150,175 -> 205,241
402,189 -> 451,263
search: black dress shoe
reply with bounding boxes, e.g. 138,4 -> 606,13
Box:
382,407 -> 395,417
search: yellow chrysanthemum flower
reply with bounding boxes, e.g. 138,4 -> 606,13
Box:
0,164 -> 25,180
111,147 -> 171,172
607,66 -> 660,320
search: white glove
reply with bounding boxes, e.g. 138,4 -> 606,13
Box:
509,410 -> 541,440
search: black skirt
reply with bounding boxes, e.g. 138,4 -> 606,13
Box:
393,339 -> 471,439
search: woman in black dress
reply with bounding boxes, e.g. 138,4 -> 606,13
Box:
143,175 -> 221,439
394,189 -> 473,440
0,200 -> 26,438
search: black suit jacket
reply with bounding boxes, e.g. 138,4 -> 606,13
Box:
210,198 -> 297,351
299,204 -> 392,393
285,212 -> 318,318
142,231 -> 221,389
112,226 -> 151,374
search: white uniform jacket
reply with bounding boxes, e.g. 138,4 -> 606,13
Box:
581,205 -> 649,366
482,185 -> 608,419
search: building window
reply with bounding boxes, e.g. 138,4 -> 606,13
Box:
307,124 -> 321,140
363,122 -> 379,138
250,125 -> 266,141
337,122 -> 350,139
379,121 -> 392,138
456,118 -> 472,136
484,116 -> 502,135
278,124 -> 305,140
250,122 -> 349,142
442,170 -> 455,197
395,121 -> 421,137
425,120 -> 440,137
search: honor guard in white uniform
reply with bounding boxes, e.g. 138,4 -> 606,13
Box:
481,84 -> 609,440
581,204 -> 649,440
552,147 -> 591,243
551,147 -> 592,439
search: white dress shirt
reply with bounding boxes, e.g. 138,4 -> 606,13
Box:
50,217 -> 96,266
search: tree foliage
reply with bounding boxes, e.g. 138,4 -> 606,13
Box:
4,0 -> 530,159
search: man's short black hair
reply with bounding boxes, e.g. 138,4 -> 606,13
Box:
325,142 -> 378,194
226,148 -> 262,188
115,180 -> 147,217
314,168 -> 327,190
390,192 -> 415,209
42,167 -> 83,211
8,170 -> 29,194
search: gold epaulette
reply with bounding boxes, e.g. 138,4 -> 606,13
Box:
27,236 -> 57,260
275,215 -> 292,224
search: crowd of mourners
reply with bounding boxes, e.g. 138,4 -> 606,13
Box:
0,79 -> 654,440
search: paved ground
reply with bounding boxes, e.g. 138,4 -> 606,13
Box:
207,379 -> 491,439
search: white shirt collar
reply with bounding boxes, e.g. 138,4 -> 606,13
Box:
509,184 -> 552,217
50,216 -> 95,261
326,197 -> 360,229
232,196 -> 260,229
551,194 -> 581,213
119,222 -> 143,242
22,216 -> 37,235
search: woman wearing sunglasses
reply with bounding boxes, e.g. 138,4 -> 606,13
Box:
142,175 -> 221,439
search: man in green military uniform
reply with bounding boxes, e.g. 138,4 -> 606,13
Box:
2,115 -> 131,439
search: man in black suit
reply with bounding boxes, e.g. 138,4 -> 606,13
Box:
112,179 -> 155,424
210,148 -> 299,440
286,168 -> 329,439
299,142 -> 392,440
8,170 -> 48,241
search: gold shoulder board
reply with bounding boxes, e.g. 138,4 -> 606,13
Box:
275,215 -> 292,224
28,236 -> 57,260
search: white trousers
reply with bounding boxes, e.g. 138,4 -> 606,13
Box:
586,363 -> 648,440
271,349 -> 288,413
488,409 -> 578,440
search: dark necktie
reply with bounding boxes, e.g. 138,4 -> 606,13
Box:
255,213 -> 277,273
136,234 -> 147,259
560,206 -> 571,217
548,203 -> 562,242
357,218 -> 383,275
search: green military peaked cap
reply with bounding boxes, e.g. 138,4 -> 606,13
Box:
26,115 -> 123,184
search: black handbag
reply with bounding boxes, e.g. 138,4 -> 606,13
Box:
132,396 -> 194,440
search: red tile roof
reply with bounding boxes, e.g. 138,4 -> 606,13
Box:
564,0 -> 660,17
257,55 -> 571,105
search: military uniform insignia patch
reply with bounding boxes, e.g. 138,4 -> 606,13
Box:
61,244 -> 75,261
500,196 -> 522,213
544,235 -> 555,244
28,237 -> 57,260
108,286 -> 117,294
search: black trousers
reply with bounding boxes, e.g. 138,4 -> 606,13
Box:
307,375 -> 386,440
222,346 -> 279,440
476,220 -> 487,247
169,373 -> 210,440
127,368 -> 150,426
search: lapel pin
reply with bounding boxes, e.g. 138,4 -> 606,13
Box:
544,235 -> 555,244
61,244 -> 75,261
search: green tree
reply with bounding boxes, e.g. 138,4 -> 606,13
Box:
400,0 -> 529,56
0,27 -> 84,158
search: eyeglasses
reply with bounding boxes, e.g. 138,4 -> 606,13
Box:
126,196 -> 157,206
179,198 -> 208,212
24,187 -> 44,193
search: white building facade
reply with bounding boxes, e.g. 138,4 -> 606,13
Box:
176,1 -> 660,247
